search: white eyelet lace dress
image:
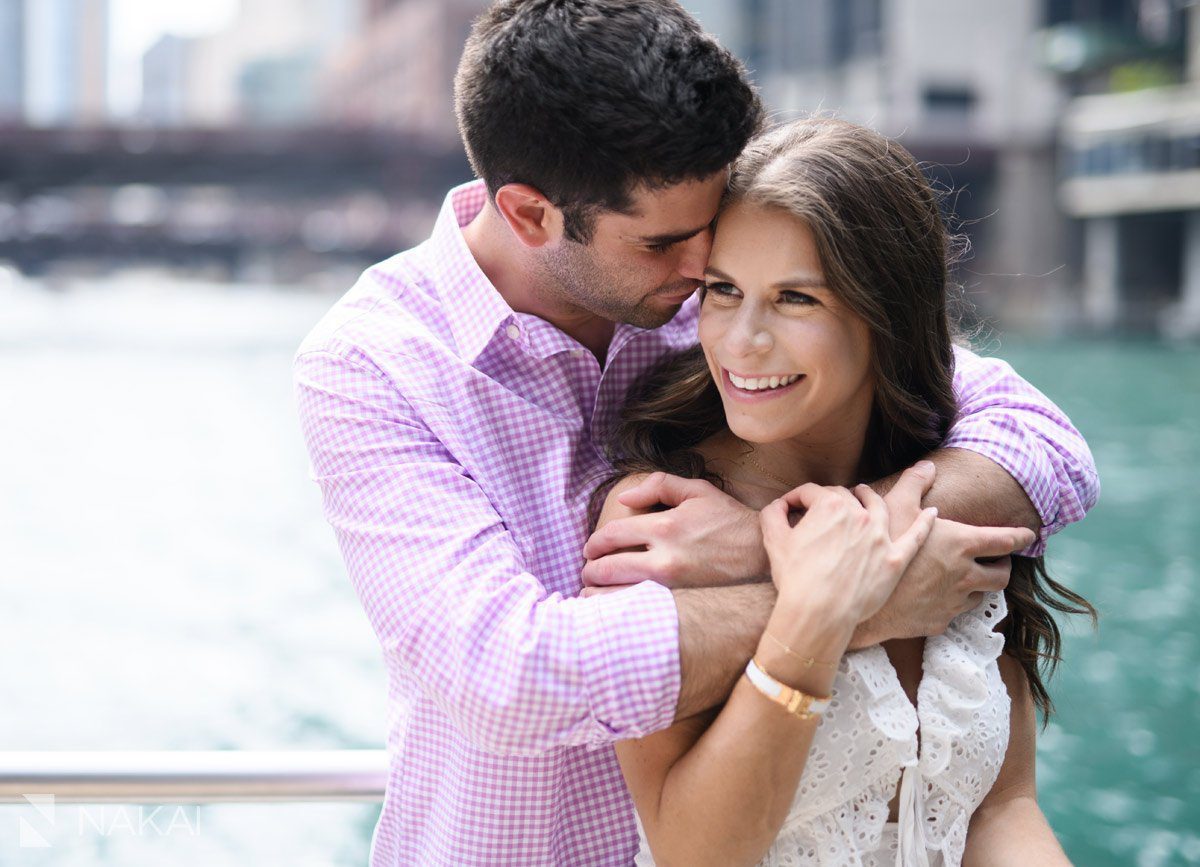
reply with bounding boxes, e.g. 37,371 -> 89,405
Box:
634,591 -> 1011,867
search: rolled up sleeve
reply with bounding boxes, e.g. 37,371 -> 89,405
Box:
945,345 -> 1100,554
294,347 -> 681,756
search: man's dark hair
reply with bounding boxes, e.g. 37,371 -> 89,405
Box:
454,0 -> 764,242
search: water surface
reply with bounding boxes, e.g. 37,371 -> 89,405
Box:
0,277 -> 1196,864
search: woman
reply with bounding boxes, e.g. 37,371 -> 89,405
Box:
591,118 -> 1095,866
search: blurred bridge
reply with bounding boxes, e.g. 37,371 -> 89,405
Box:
0,124 -> 471,197
0,124 -> 474,274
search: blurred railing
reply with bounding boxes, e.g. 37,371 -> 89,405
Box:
0,751 -> 387,804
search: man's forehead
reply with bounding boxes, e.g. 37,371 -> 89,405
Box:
612,172 -> 728,239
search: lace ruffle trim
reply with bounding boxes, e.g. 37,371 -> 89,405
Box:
918,591 -> 1008,779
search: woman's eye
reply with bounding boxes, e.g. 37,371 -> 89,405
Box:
703,281 -> 740,298
780,290 -> 818,305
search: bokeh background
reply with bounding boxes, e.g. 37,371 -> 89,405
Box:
0,1 -> 1197,864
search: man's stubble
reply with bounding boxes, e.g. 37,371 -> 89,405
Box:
542,239 -> 692,331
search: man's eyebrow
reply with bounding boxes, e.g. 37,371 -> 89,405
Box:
635,220 -> 714,246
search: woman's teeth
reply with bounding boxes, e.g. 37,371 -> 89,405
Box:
728,372 -> 802,391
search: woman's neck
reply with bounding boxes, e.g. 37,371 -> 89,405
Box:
702,412 -> 872,501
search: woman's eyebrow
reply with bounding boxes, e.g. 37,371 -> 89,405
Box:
703,267 -> 825,290
772,275 -> 826,289
703,266 -> 738,282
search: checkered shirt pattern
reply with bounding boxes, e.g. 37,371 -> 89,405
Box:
293,180 -> 1099,867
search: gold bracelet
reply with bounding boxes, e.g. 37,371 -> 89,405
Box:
762,630 -> 840,669
744,657 -> 832,720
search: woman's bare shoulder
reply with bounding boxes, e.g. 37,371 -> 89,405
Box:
595,472 -> 657,530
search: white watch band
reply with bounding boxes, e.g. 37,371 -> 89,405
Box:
745,657 -> 831,719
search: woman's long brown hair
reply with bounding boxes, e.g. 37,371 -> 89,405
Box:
596,118 -> 1095,720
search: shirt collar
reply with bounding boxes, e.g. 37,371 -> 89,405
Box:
429,179 -> 518,364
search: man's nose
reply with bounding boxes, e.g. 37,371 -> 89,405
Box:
675,228 -> 712,281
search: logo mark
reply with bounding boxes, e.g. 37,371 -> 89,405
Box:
19,794 -> 55,848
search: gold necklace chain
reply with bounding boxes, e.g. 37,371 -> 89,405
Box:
740,448 -> 799,491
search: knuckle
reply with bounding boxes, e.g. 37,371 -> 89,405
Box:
651,551 -> 677,580
655,512 -> 677,536
583,566 -> 609,585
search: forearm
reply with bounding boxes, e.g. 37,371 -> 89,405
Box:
637,681 -> 818,866
962,795 -> 1071,866
940,345 -> 1100,547
871,447 -> 1040,533
963,656 -> 1066,865
634,607 -> 846,866
673,582 -> 776,720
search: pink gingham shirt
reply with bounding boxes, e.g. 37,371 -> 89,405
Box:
294,181 -> 1098,866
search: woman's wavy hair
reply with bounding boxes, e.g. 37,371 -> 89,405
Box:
597,117 -> 1095,720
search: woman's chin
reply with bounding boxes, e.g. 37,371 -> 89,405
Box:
727,420 -> 790,445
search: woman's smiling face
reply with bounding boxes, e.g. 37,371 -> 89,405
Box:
699,201 -> 875,449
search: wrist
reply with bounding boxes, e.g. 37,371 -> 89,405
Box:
772,590 -> 857,643
754,642 -> 840,697
758,606 -> 852,695
847,615 -> 882,650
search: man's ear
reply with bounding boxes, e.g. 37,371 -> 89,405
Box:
493,183 -> 565,248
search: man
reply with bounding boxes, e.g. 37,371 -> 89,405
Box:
294,2 -> 1098,864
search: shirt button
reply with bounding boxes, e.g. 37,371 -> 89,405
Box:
506,325 -> 521,341
571,349 -> 586,358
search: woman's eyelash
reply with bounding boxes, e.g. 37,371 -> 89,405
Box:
700,281 -> 821,309
646,241 -> 675,254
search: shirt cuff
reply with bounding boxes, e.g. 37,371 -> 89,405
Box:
573,580 -> 681,745
942,421 -> 1059,557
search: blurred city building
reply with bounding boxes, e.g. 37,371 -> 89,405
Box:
140,34 -> 189,126
3,0 -> 1200,339
24,0 -> 108,126
139,0 -> 363,126
0,0 -> 24,121
685,0 -> 1068,330
1052,0 -> 1200,338
685,0 -> 1199,337
318,0 -> 491,143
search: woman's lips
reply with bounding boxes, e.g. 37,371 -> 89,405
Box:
721,367 -> 805,401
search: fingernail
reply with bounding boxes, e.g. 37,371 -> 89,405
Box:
917,460 -> 935,472
926,506 -> 938,517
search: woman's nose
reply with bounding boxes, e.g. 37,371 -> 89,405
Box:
727,311 -> 773,357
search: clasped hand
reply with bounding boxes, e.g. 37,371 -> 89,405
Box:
580,463 -> 1037,644
582,472 -> 770,589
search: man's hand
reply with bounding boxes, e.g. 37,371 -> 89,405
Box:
581,472 -> 769,589
850,462 -> 1036,647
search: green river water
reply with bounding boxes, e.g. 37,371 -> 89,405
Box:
0,278 -> 1196,864
998,339 -> 1200,866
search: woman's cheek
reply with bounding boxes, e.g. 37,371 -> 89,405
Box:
697,310 -> 723,352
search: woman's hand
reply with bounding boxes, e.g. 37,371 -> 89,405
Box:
761,483 -> 937,632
